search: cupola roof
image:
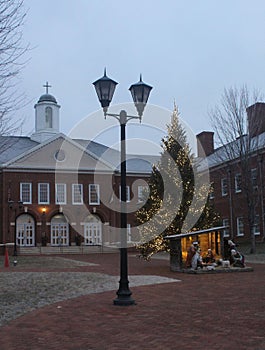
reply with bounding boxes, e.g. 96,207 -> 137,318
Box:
37,82 -> 57,104
38,93 -> 57,103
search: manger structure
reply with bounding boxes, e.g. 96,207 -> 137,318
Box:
165,226 -> 227,272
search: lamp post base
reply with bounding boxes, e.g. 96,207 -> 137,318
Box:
113,295 -> 135,306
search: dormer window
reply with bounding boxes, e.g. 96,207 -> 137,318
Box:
45,106 -> 53,128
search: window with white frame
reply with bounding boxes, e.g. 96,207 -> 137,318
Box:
235,173 -> 242,193
127,224 -> 132,243
236,217 -> 244,236
89,184 -> 100,205
119,185 -> 130,202
72,184 -> 83,204
20,183 -> 32,204
38,183 -> 50,204
138,185 -> 149,202
253,215 -> 260,235
209,183 -> 215,199
221,178 -> 228,196
251,168 -> 258,189
222,218 -> 230,237
55,183 -> 66,204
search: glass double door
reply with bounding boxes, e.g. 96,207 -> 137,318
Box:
16,223 -> 35,247
16,214 -> 35,247
84,223 -> 102,245
51,223 -> 69,246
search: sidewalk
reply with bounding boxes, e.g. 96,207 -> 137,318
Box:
0,253 -> 264,350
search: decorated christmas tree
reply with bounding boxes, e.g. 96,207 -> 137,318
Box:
136,105 -> 220,259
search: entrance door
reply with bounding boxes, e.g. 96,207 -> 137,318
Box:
51,214 -> 69,246
16,215 -> 35,247
84,214 -> 102,245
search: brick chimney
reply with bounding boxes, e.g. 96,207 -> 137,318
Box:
247,102 -> 265,138
196,131 -> 214,157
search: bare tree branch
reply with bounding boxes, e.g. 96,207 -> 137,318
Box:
209,85 -> 264,253
0,0 -> 29,138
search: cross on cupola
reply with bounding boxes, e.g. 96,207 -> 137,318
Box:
43,81 -> 52,94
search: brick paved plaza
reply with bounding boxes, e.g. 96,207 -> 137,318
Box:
0,253 -> 264,350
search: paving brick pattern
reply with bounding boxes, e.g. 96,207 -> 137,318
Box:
0,253 -> 264,350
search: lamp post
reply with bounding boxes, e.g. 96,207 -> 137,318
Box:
8,200 -> 24,256
93,69 -> 152,305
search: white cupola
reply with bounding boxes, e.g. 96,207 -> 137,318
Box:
31,82 -> 61,143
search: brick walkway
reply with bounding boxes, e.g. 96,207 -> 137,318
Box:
0,253 -> 264,350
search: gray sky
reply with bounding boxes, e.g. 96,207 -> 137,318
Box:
19,0 -> 265,154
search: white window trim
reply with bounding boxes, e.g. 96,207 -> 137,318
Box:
222,218 -> 229,237
55,183 -> 67,205
20,182 -> 32,204
89,184 -> 100,205
119,185 -> 130,202
72,184 -> 83,205
127,224 -> 132,243
235,173 -> 242,193
221,178 -> 228,196
138,185 -> 149,202
38,183 -> 50,204
253,215 -> 260,235
236,217 -> 244,236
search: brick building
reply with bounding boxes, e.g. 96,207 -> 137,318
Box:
197,102 -> 265,245
0,87 -> 157,253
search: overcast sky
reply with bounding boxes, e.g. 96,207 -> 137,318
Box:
19,0 -> 265,154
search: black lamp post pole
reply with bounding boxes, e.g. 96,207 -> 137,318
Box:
93,70 -> 152,306
113,111 -> 135,305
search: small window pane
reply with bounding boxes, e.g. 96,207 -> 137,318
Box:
119,186 -> 130,202
222,218 -> 229,237
38,183 -> 49,204
56,184 -> 66,204
235,174 -> 242,193
221,178 -> 228,196
237,217 -> 244,236
72,184 -> 83,204
20,183 -> 32,204
89,184 -> 100,205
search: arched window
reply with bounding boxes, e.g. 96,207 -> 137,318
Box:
45,107 -> 53,128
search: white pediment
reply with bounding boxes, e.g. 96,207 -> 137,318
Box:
4,135 -> 114,172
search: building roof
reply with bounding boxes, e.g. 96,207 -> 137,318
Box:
74,138 -> 159,174
0,134 -> 159,174
0,136 -> 39,165
198,131 -> 265,171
